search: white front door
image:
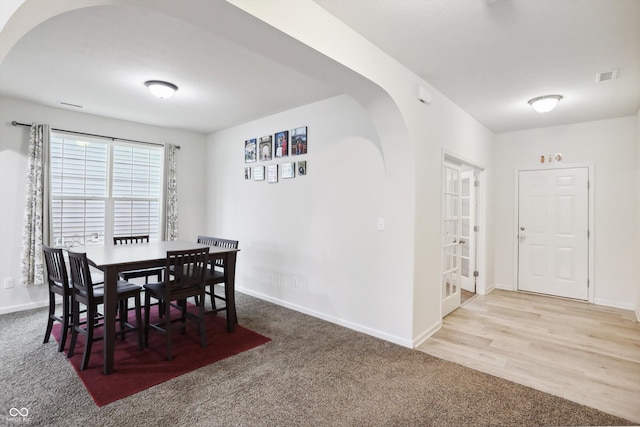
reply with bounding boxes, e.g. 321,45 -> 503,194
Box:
442,162 -> 462,316
518,167 -> 589,300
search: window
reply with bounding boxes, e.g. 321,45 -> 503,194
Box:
50,133 -> 163,245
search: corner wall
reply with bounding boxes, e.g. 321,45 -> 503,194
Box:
636,109 -> 640,320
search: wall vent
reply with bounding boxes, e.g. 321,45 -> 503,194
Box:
595,69 -> 618,83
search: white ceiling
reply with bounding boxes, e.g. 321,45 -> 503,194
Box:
1,0 -> 638,134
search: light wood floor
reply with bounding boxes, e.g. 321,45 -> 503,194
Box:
417,289 -> 640,423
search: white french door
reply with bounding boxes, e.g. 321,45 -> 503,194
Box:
518,167 -> 589,300
459,170 -> 476,293
442,162 -> 462,316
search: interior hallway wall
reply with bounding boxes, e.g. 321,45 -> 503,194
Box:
493,116 -> 638,309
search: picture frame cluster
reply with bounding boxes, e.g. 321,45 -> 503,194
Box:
244,126 -> 308,183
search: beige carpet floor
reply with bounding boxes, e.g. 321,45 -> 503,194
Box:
0,291 -> 634,426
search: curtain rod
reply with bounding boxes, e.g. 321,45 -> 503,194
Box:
11,121 -> 181,149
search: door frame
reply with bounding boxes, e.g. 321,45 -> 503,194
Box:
441,150 -> 487,318
512,163 -> 595,303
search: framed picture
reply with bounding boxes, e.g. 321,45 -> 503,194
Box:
297,161 -> 307,176
267,164 -> 278,183
274,130 -> 289,158
259,135 -> 272,161
244,167 -> 252,180
253,166 -> 265,181
244,138 -> 257,163
281,162 -> 295,179
291,126 -> 307,155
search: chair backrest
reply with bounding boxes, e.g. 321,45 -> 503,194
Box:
42,244 -> 70,292
196,235 -> 239,267
67,251 -> 97,300
166,247 -> 210,293
113,235 -> 150,245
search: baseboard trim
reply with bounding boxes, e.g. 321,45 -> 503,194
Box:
494,282 -> 515,291
0,299 -> 49,315
412,320 -> 442,349
237,286 -> 414,348
593,298 -> 635,311
634,307 -> 640,323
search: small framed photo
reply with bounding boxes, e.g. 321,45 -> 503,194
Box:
267,164 -> 278,183
291,126 -> 307,155
244,167 -> 252,180
244,138 -> 257,163
259,135 -> 273,161
253,166 -> 265,181
274,130 -> 289,158
297,161 -> 307,176
281,162 -> 295,179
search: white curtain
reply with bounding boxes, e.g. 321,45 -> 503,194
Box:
165,144 -> 179,240
20,123 -> 50,286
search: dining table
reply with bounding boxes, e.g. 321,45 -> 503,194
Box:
79,239 -> 239,375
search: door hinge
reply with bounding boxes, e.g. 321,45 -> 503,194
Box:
474,180 -> 480,187
587,278 -> 590,288
473,270 -> 479,278
587,229 -> 590,238
474,225 -> 479,232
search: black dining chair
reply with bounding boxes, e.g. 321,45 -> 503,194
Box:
42,245 -> 73,352
144,247 -> 209,361
113,235 -> 164,283
196,235 -> 239,325
66,250 -> 144,371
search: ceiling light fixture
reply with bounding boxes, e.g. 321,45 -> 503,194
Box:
144,80 -> 178,99
528,95 -> 563,113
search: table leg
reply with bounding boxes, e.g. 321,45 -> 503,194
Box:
103,266 -> 118,375
225,251 -> 238,332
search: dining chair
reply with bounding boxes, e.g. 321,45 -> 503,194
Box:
144,247 -> 209,361
196,235 -> 239,324
66,250 -> 144,371
114,235 -> 164,316
42,245 -> 73,352
113,235 -> 164,283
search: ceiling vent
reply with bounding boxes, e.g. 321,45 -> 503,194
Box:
595,69 -> 618,83
57,101 -> 84,109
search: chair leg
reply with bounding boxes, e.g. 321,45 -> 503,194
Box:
118,300 -> 126,341
43,292 -> 55,345
144,292 -> 151,347
80,304 -> 95,371
199,291 -> 207,349
67,300 -> 80,358
134,295 -> 143,350
165,300 -> 172,361
59,294 -> 71,352
209,285 -> 216,311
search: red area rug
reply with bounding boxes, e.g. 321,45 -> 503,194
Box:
52,306 -> 270,407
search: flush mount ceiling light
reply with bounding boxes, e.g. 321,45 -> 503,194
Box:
144,80 -> 178,99
528,95 -> 563,113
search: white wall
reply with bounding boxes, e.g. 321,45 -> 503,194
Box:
494,116 -> 638,309
0,96 -> 207,314
206,95 -> 415,343
636,109 -> 640,320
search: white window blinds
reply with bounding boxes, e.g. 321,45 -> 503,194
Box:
50,134 -> 163,245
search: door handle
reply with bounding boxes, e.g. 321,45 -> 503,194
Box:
519,234 -> 525,241
459,239 -> 466,244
